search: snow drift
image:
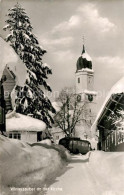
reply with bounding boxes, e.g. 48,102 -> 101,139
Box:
0,134 -> 70,195
89,151 -> 124,194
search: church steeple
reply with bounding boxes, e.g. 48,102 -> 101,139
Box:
82,44 -> 85,54
75,39 -> 97,139
76,43 -> 92,71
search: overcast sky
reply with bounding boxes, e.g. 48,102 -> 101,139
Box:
0,0 -> 124,113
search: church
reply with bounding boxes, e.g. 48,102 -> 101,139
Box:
51,43 -> 97,143
74,44 -> 97,139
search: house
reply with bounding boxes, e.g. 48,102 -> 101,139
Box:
2,65 -> 16,112
1,65 -> 48,143
6,111 -> 46,143
51,102 -> 65,143
51,127 -> 65,144
92,77 -> 124,151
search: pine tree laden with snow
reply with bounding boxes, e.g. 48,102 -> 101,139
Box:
3,3 -> 56,127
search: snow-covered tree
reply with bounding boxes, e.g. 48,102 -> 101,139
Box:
107,109 -> 124,130
112,110 -> 124,129
3,3 -> 56,127
54,87 -> 90,137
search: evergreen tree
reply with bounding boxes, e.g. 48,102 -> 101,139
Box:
3,3 -> 56,127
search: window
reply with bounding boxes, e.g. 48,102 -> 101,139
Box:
14,133 -> 17,139
18,134 -> 21,140
9,133 -> 12,138
78,78 -> 80,83
9,133 -> 21,140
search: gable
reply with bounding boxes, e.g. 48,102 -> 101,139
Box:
2,66 -> 16,94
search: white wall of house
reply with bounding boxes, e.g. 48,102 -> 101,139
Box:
7,131 -> 38,144
21,132 -> 37,143
52,132 -> 65,144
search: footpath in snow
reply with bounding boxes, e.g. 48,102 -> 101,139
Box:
45,151 -> 124,195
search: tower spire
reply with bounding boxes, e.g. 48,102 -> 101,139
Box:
82,35 -> 85,54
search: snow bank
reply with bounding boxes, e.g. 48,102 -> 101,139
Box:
6,111 -> 46,132
89,151 -> 124,192
0,134 -> 69,195
40,139 -> 52,146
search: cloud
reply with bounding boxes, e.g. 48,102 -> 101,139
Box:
52,50 -> 74,62
78,4 -> 116,33
52,15 -> 80,33
94,56 -> 124,72
52,3 -> 116,34
41,36 -> 74,51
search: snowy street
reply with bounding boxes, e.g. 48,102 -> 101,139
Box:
45,151 -> 124,195
0,134 -> 124,195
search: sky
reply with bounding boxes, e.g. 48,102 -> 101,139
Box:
0,0 -> 124,113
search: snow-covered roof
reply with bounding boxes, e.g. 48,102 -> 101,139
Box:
0,37 -> 17,80
77,68 -> 94,73
84,90 -> 97,96
81,51 -> 92,62
52,101 -> 62,112
92,77 -> 124,131
6,111 -> 46,132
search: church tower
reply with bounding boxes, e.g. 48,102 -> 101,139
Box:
75,44 -> 97,138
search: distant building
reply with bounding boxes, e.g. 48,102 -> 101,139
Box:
92,77 -> 124,151
51,127 -> 65,144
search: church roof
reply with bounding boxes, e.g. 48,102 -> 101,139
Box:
76,45 -> 92,71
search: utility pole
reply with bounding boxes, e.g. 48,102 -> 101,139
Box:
0,75 -> 6,135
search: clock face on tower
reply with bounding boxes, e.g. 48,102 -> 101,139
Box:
88,94 -> 93,102
77,94 -> 81,102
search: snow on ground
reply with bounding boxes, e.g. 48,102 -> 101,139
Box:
0,134 -> 70,195
89,151 -> 124,193
40,139 -> 52,146
46,151 -> 124,195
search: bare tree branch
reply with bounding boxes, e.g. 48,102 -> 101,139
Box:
54,87 -> 90,137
